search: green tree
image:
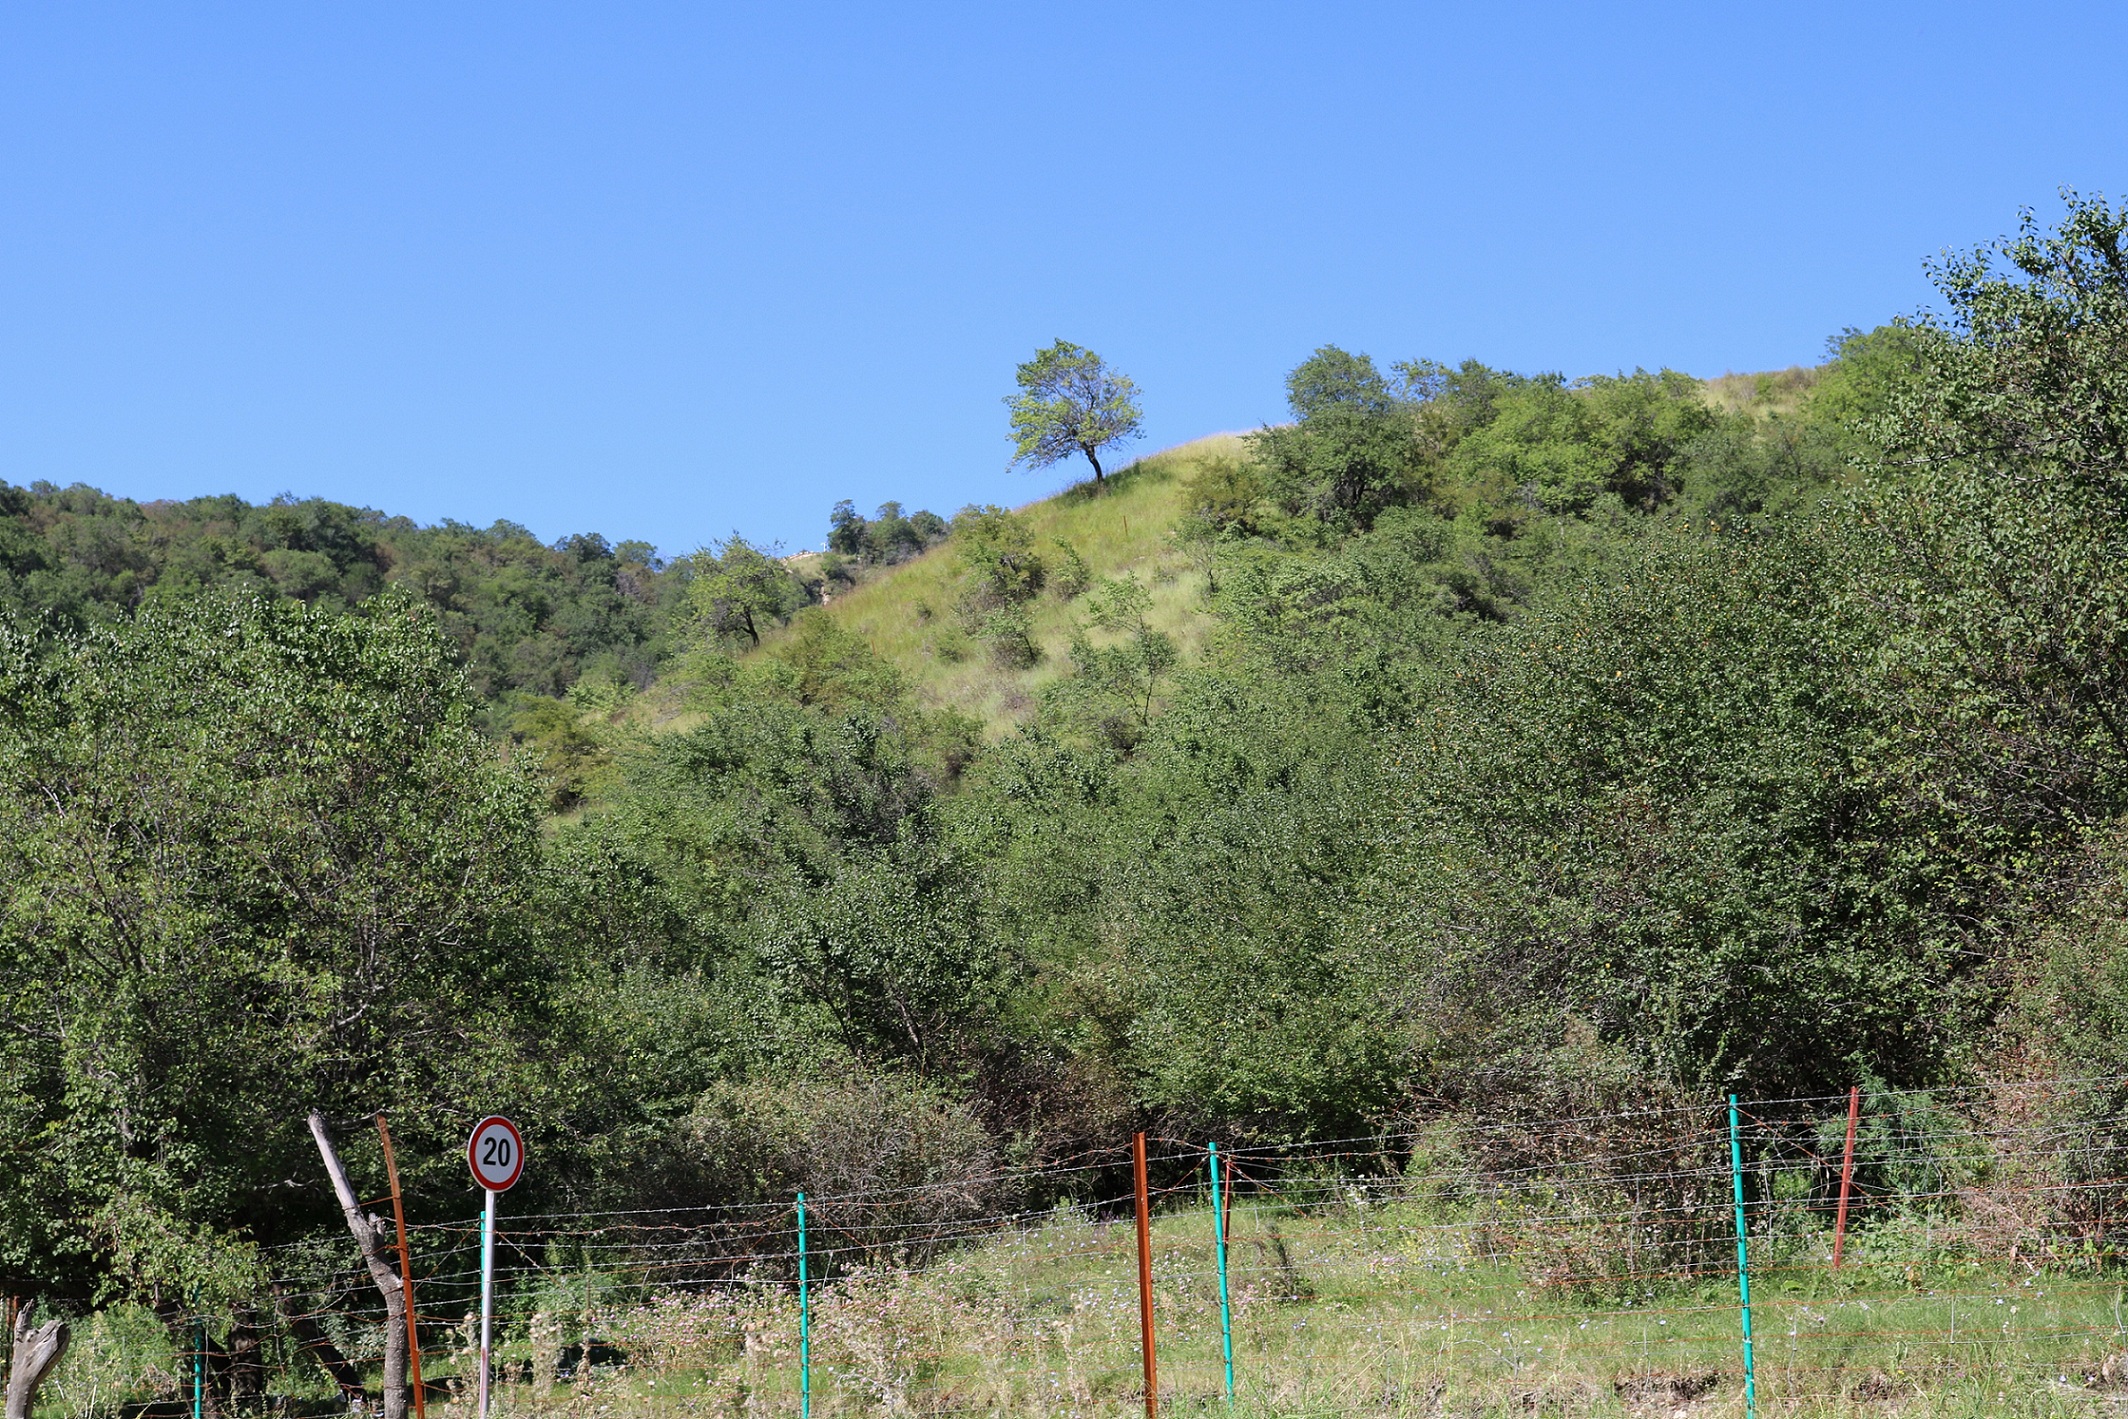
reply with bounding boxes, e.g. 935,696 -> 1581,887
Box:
1444,369 -> 1715,516
1249,346 -> 1430,531
950,505 -> 1046,666
951,506 -> 1045,609
1006,340 -> 1144,485
0,484 -> 683,710
1850,190 -> 2128,916
0,593 -> 545,1357
1047,575 -> 1179,752
688,534 -> 810,647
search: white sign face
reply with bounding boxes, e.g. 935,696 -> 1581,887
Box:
466,1115 -> 525,1192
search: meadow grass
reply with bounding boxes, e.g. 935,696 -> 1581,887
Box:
420,1196 -> 2128,1419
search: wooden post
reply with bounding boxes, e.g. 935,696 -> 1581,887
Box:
308,1111 -> 409,1419
5,1301 -> 71,1419
1832,1085 -> 1861,1270
1134,1131 -> 1157,1418
376,1115 -> 426,1419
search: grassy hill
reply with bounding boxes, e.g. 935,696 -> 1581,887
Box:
790,435 -> 1242,734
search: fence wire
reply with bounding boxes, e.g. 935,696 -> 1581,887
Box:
140,1076 -> 2128,1416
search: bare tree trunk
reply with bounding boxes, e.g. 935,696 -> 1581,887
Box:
271,1286 -> 369,1408
1083,447 -> 1105,483
224,1305 -> 266,1407
4,1301 -> 70,1419
309,1111 -> 408,1419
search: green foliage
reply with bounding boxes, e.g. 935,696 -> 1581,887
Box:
1172,448 -> 1267,592
576,623 -> 995,1082
1005,340 -> 1145,483
1047,537 -> 1092,599
1043,575 -> 1180,752
827,499 -> 950,568
1807,323 -> 1926,445
667,1070 -> 997,1248
501,677 -> 633,812
27,195 -> 2128,1402
685,535 -> 811,648
1362,522 -> 1945,1095
754,609 -> 914,712
0,593 -> 546,1304
948,505 -> 1048,665
0,484 -> 681,705
950,506 -> 1046,610
1855,191 -> 2128,869
1443,368 -> 1719,515
1248,345 -> 1433,531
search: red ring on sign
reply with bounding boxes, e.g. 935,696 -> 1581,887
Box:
466,1115 -> 525,1192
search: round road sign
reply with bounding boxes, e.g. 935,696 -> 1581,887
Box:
466,1115 -> 525,1192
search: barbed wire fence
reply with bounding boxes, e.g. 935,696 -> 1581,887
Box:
83,1075 -> 2128,1416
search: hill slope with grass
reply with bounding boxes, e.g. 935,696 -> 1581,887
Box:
792,436 -> 1241,733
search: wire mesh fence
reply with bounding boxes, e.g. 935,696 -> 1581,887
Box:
59,1075 -> 2128,1417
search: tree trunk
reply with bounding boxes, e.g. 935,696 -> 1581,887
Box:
1083,447 -> 1105,483
5,1302 -> 70,1419
271,1286 -> 369,1408
309,1111 -> 408,1419
224,1306 -> 266,1407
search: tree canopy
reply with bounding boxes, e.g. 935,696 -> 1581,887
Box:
0,593 -> 546,1309
1005,340 -> 1145,484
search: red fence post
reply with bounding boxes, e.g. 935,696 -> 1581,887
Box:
1832,1085 -> 1861,1269
1133,1131 -> 1158,1417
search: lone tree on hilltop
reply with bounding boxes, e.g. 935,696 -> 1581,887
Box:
1006,340 -> 1144,485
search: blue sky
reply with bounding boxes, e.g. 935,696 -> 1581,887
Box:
4,4 -> 2125,555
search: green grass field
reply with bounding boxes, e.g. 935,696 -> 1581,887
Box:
386,1196 -> 2128,1419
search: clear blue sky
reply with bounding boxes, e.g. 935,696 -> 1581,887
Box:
4,4 -> 2125,555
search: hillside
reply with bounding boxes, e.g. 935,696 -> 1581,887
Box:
27,189 -> 2128,1419
794,437 -> 1238,733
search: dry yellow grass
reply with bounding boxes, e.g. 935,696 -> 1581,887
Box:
1701,366 -> 1820,420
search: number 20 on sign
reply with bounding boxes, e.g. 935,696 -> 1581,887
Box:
466,1116 -> 524,1419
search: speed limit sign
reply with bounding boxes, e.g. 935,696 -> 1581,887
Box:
466,1115 -> 525,1192
467,1115 -> 523,1419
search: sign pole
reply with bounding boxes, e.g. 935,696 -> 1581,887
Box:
1133,1130 -> 1157,1418
190,1283 -> 202,1419
478,1187 -> 496,1419
464,1112 -> 524,1419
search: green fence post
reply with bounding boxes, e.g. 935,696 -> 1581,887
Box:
191,1283 -> 203,1419
796,1193 -> 811,1419
1208,1143 -> 1234,1403
1728,1095 -> 1757,1417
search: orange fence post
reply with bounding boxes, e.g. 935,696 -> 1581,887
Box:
376,1114 -> 426,1419
1832,1085 -> 1861,1270
1133,1131 -> 1158,1417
